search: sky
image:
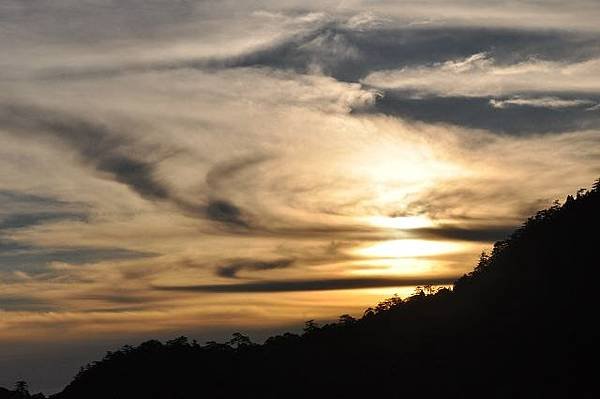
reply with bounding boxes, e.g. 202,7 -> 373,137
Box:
1,0 -> 600,393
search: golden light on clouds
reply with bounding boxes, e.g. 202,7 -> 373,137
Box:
356,239 -> 463,260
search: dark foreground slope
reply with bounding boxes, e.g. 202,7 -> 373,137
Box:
0,385 -> 45,399
42,182 -> 598,398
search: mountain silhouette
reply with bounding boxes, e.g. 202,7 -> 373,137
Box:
5,180 -> 596,398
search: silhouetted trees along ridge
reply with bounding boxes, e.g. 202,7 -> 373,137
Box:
0,381 -> 45,399
7,180 -> 598,398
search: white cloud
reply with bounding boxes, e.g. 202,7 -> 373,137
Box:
363,54 -> 600,97
586,103 -> 600,111
489,97 -> 597,109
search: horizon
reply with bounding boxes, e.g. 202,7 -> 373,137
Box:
1,0 -> 599,394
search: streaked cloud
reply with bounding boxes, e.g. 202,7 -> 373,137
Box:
489,97 -> 597,109
363,53 -> 600,97
215,258 -> 296,279
156,276 -> 458,293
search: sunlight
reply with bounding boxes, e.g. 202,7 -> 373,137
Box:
349,257 -> 437,276
356,239 -> 462,259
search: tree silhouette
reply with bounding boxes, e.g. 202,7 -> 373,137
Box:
303,319 -> 320,334
228,332 -> 253,348
14,381 -> 29,398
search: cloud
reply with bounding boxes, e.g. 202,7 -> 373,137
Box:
489,97 -> 597,109
72,293 -> 162,305
96,156 -> 170,201
205,200 -> 250,228
399,128 -> 600,222
0,104 -> 174,203
0,295 -> 59,312
4,1 -> 598,84
0,190 -> 88,231
0,238 -> 155,274
0,212 -> 87,230
155,276 -> 458,293
411,225 -> 515,242
0,190 -> 73,209
215,258 -> 295,278
358,0 -> 600,32
23,8 -> 600,86
363,54 -> 600,97
203,27 -> 600,83
0,104 -> 257,227
587,104 -> 600,111
205,155 -> 272,191
361,91 -> 600,134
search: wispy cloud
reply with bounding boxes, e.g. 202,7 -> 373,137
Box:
215,258 -> 296,279
0,104 -> 174,202
363,53 -> 600,97
489,97 -> 596,109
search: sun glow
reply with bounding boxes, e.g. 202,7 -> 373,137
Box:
350,257 -> 437,276
356,239 -> 462,259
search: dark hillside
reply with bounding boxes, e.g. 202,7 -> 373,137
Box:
0,383 -> 45,399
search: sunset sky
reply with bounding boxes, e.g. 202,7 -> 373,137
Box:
1,0 -> 600,392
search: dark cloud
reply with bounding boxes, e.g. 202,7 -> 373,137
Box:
0,212 -> 87,230
78,306 -> 153,313
96,156 -> 170,200
216,258 -> 295,278
0,104 -> 173,202
155,276 -> 458,293
411,225 -> 515,242
37,24 -> 600,84
73,293 -> 160,305
359,91 -> 600,135
0,238 -> 35,253
0,238 -> 155,273
232,26 -> 600,81
205,200 -> 249,228
0,190 -> 73,208
0,295 -> 59,312
0,191 -> 86,229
